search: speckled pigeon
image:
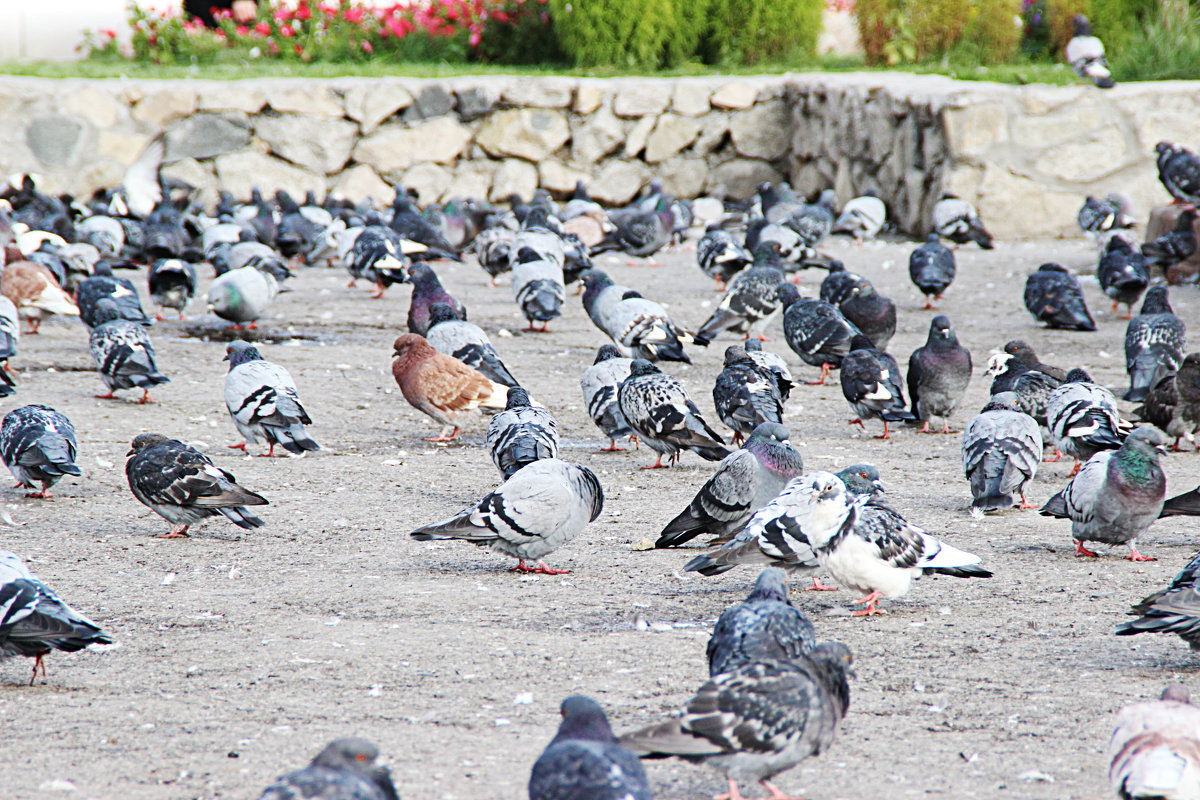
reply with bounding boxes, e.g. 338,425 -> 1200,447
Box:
76,262 -> 150,329
908,315 -> 972,433
962,392 -> 1043,513
0,405 -> 80,498
932,194 -> 993,249
1156,141 -> 1200,205
1125,286 -> 1186,402
818,261 -> 867,308
257,738 -> 398,800
529,696 -> 651,800
1105,686 -> 1200,800
840,335 -> 914,439
706,568 -> 816,676
1078,194 -> 1134,235
743,340 -> 795,402
618,359 -> 729,468
1142,207 -> 1198,276
696,224 -> 751,289
695,249 -> 786,343
410,458 -> 603,575
1098,235 -> 1149,318
580,345 -> 635,452
713,346 -> 785,446
1135,353 -> 1200,451
89,299 -> 169,404
783,189 -> 837,248
1047,368 -> 1128,469
780,288 -> 862,386
426,302 -> 519,388
1023,264 -> 1096,331
511,245 -> 565,333
985,353 -> 1061,433
908,234 -> 956,309
487,386 -> 559,480
657,422 -> 803,549
347,225 -> 410,297
224,341 -> 318,457
580,269 -> 704,363
1116,552 -> 1200,651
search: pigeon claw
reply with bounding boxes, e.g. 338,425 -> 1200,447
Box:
29,651 -> 49,686
1067,459 -> 1081,477
851,590 -> 885,616
760,780 -> 809,800
511,559 -> 571,575
137,389 -> 154,405
805,577 -> 838,592
922,297 -> 936,310
642,454 -> 670,469
158,525 -> 191,539
874,422 -> 892,439
228,441 -> 248,452
1074,541 -> 1100,558
714,778 -> 750,800
805,363 -> 832,385
1126,546 -> 1156,562
423,428 -> 461,443
600,439 -> 626,452
94,392 -> 117,400
1043,448 -> 1064,463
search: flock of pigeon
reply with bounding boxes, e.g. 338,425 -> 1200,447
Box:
4,125 -> 1200,798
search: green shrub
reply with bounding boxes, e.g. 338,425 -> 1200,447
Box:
854,0 -> 902,64
473,0 -> 566,64
547,0 -> 678,67
708,0 -> 824,63
907,0 -> 970,59
1111,0 -> 1200,80
959,0 -> 1024,64
1045,0 -> 1090,54
1089,0 -> 1157,55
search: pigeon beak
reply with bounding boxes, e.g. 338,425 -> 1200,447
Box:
873,480 -> 884,493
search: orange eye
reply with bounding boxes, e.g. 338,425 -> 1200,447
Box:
356,754 -> 368,762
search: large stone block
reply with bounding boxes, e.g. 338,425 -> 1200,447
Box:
353,117 -> 473,174
1009,99 -> 1107,148
571,107 -> 624,166
503,79 -> 576,109
656,155 -> 706,199
61,87 -> 125,129
574,85 -> 605,115
403,85 -> 455,122
197,85 -> 267,114
454,87 -> 496,121
977,164 -> 1079,239
539,160 -> 590,195
590,160 -> 650,205
645,114 -> 701,164
613,84 -> 672,117
447,161 -> 495,201
705,159 -> 783,199
729,101 -> 790,160
942,102 -> 1009,160
623,115 -> 657,159
214,151 -> 324,199
329,164 -> 396,205
672,82 -> 711,117
133,89 -> 197,126
266,86 -> 344,118
1032,127 -> 1133,183
344,83 -> 413,134
476,109 -> 569,162
710,82 -> 757,110
162,157 -> 219,207
1114,92 -> 1200,150
691,113 -> 730,157
97,131 -> 150,167
256,114 -> 358,174
402,163 -> 453,205
166,113 -> 251,162
489,159 -> 539,203
26,116 -> 85,167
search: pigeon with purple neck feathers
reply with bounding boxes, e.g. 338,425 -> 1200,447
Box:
1156,142 -> 1200,205
1002,340 -> 1067,382
580,345 -> 635,451
907,315 -> 972,434
256,738 -> 398,800
406,263 -> 465,337
706,568 -> 815,677
819,261 -> 867,308
1023,264 -> 1096,331
1124,286 -> 1185,402
834,282 -> 896,351
425,302 -> 519,388
529,696 -> 651,800
713,346 -> 785,446
986,353 -> 1061,429
908,234 -> 956,309
656,422 -> 803,549
962,392 -> 1043,513
1097,235 -> 1149,318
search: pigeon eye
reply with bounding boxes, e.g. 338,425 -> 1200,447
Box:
356,754 -> 368,762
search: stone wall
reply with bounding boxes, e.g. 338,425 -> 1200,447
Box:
1,73 -> 1194,239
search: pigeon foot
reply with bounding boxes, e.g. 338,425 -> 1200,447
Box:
511,559 -> 571,575
805,577 -> 838,592
805,364 -> 832,385
1075,541 -> 1100,558
761,780 -> 808,800
628,434 -> 640,450
847,418 -> 864,428
641,455 -> 671,469
155,310 -> 166,321
851,591 -> 885,616
94,392 -> 117,400
874,422 -> 892,440
137,390 -> 154,405
29,651 -> 49,686
732,432 -> 745,446
1126,546 -> 1156,562
922,298 -> 936,310
1043,448 -> 1064,463
25,490 -> 52,499
157,526 -> 191,539
423,427 -> 461,442
1067,459 -> 1081,477
600,440 -> 626,452
228,441 -> 248,451
714,778 -> 750,800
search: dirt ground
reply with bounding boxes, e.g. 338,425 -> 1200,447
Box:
2,230 -> 1199,800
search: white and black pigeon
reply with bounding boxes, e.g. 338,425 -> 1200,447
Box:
0,405 -> 80,498
1047,368 -> 1128,471
832,192 -> 887,242
780,286 -> 862,386
147,258 -> 196,320
257,738 -> 399,800
1125,286 -> 1186,402
713,346 -> 785,446
410,458 -> 603,575
1066,14 -> 1115,88
1023,263 -> 1096,331
77,215 -> 126,259
426,302 -> 519,388
486,386 -> 559,480
1078,194 -> 1135,236
1039,427 -> 1168,561
784,189 -> 837,249
224,341 -> 318,457
88,299 -> 170,404
472,223 -> 518,284
0,296 -> 18,397
706,567 -> 816,676
618,359 -> 729,469
1097,235 -> 1149,318
76,262 -> 150,329
0,550 -> 112,686
511,245 -> 566,333
908,315 -> 972,434
347,224 -> 411,297
580,269 -> 705,363
126,433 -> 267,538
580,345 -> 635,452
529,696 -> 651,800
986,352 -> 1062,431
1116,551 -> 1200,650
840,335 -> 915,439
744,219 -> 816,274
962,392 -> 1043,513
696,223 -> 751,289
932,194 -> 993,249
695,246 -> 786,343
742,340 -> 795,402
908,234 -> 956,309
657,422 -> 804,549
1156,142 -> 1200,206
620,641 -> 852,800
1106,686 -> 1200,800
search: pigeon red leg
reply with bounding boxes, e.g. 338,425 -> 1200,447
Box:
847,418 -> 864,428
423,427 -> 461,443
27,319 -> 40,335
875,421 -> 892,439
1075,540 -> 1100,558
95,391 -> 116,400
919,421 -> 932,433
155,309 -> 166,321
714,276 -> 726,292
1017,491 -> 1037,510
529,561 -> 570,575
137,389 -> 154,405
760,780 -> 808,800
805,577 -> 838,591
923,297 -> 936,310
642,454 -> 669,470
256,442 -> 278,457
157,525 -> 191,539
1126,545 -> 1156,562
347,278 -> 358,288
1068,459 -> 1081,477
600,439 -> 626,452
228,441 -> 248,451
26,487 -> 52,499
851,590 -> 885,616
247,322 -> 258,330
714,778 -> 750,800
1043,448 -> 1063,462
732,431 -> 744,446
805,363 -> 831,385
941,420 -> 952,434
628,434 -> 640,450
29,650 -> 49,686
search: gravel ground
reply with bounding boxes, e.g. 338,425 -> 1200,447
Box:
2,233 -> 1199,800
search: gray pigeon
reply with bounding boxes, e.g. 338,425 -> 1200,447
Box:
985,352 -> 1061,430
743,340 -> 795,401
832,194 -> 887,242
907,315 -> 972,433
781,288 -> 861,385
407,263 -> 465,337
0,404 -> 80,498
257,738 -> 399,800
148,258 -> 196,320
908,234 -> 956,309
224,341 -> 318,457
1024,263 -> 1096,332
619,644 -> 852,800
580,345 -> 635,451
580,269 -> 704,363
595,196 -> 673,259
962,393 -> 1043,513
932,194 -> 993,249
783,189 -> 836,248
511,246 -> 565,332
713,346 -> 785,446
840,335 -> 915,439
1156,142 -> 1200,206
1106,686 -> 1200,800
529,696 -> 652,800
88,299 -> 169,404
0,549 -> 112,685
1047,368 -> 1127,469
696,224 -> 751,289
694,252 -> 786,343
656,423 -> 803,549
1116,551 -> 1200,650
1136,353 -> 1200,451
1125,286 -> 1186,402
207,263 -> 281,329
618,359 -> 729,468
425,302 -> 519,388
486,387 -> 559,480
706,567 -> 816,676
837,282 -> 896,352
1039,428 -> 1168,560
409,458 -> 603,575
819,262 -> 868,308
126,433 -> 268,538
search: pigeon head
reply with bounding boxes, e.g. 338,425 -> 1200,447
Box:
809,640 -> 853,669
848,334 -> 874,352
1140,286 -> 1173,316
1124,427 -> 1168,455
1105,235 -> 1133,254
1037,263 -> 1069,274
752,241 -> 784,266
748,421 -> 790,445
1064,368 -> 1092,384
522,206 -> 552,231
428,302 -> 459,327
593,344 -> 623,364
775,282 -> 801,309
92,298 -> 122,326
1163,685 -> 1192,704
746,568 -> 791,604
984,352 -> 1018,378
392,333 -> 435,362
929,315 -> 954,340
826,260 -> 846,274
982,391 -> 1020,413
1183,353 -> 1200,372
311,737 -> 382,771
628,359 -> 661,378
224,340 -> 263,368
553,696 -> 617,744
407,263 -> 439,288
505,386 -> 532,410
723,345 -> 753,366
926,233 -> 940,244
836,464 -> 883,496
127,432 -> 170,456
1071,14 -> 1091,36
1002,340 -> 1040,367
808,641 -> 855,689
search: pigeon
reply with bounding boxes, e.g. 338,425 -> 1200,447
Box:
781,288 -> 862,386
657,422 -> 804,549
962,392 -> 1043,513
713,347 -> 785,446
1079,194 -> 1135,235
908,234 -> 956,309
932,194 -> 993,248
1039,427 -> 1168,560
75,263 -> 150,329
389,195 -> 459,260
257,738 -> 398,800
1023,263 -> 1096,331
148,258 -> 196,320
580,345 -> 636,452
0,260 -> 79,333
347,225 -> 411,297
511,245 -> 565,332
224,341 -> 318,457
1001,340 -> 1067,382
0,405 -> 80,498
1116,552 -> 1200,651
1125,286 -> 1186,402
744,219 -> 818,274
742,340 -> 795,401
1105,686 -> 1200,800
1142,207 -> 1198,277
410,458 -> 603,574
694,252 -> 786,343
273,191 -> 325,261
88,299 -> 169,404
125,433 -> 268,538
529,696 -> 651,800
580,269 -> 704,363
620,643 -> 852,800
486,386 -> 559,480
907,315 -> 973,434
1136,353 -> 1200,451
0,297 -> 18,397
784,189 -> 837,249
840,335 -> 915,439
618,359 -> 729,468
426,302 -> 519,388
1157,142 -> 1200,206
696,224 -> 752,289
837,282 -> 896,351
706,568 -> 816,676
0,550 -> 112,686
1046,368 -> 1128,470
1097,235 -> 1149,318
407,263 -> 466,337
77,215 -> 126,259
832,193 -> 887,242
985,353 -> 1061,431
391,333 -> 508,442
595,196 -> 673,260
1066,14 -> 1115,88
207,264 -> 281,330
472,224 -> 517,283
818,261 -> 868,308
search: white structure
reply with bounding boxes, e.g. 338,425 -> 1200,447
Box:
0,0 -> 173,61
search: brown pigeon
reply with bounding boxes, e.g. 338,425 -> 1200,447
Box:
1,260 -> 79,334
391,333 -> 507,442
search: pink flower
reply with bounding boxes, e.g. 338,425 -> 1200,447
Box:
468,29 -> 481,46
360,38 -> 373,53
254,21 -> 271,35
343,7 -> 364,23
101,28 -> 118,39
280,24 -> 295,37
295,3 -> 312,20
235,24 -> 250,35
